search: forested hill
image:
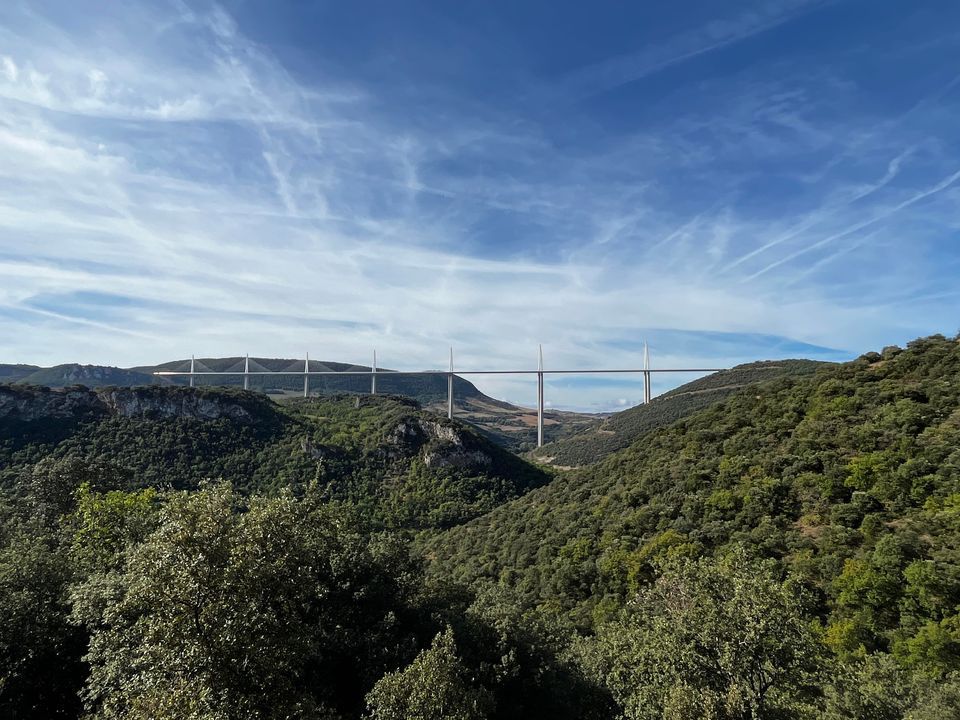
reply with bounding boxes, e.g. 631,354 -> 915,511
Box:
426,335 -> 960,641
10,364 -> 158,388
0,363 -> 40,382
531,359 -> 829,467
0,385 -> 548,530
5,337 -> 960,718
1,358 -> 596,452
4,357 -> 490,406
144,356 -> 489,404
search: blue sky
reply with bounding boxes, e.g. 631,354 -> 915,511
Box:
1,0 -> 959,410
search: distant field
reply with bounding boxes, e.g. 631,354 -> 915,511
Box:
425,396 -> 602,453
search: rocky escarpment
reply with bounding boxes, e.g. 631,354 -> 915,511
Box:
96,387 -> 258,422
384,416 -> 494,471
0,384 -> 268,424
423,446 -> 493,470
0,386 -> 103,422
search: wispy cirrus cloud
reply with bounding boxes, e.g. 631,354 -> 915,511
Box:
557,0 -> 831,102
0,0 -> 958,410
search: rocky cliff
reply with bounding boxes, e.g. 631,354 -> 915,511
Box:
384,416 -> 494,471
0,384 -> 269,424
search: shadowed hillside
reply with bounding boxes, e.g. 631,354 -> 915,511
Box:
17,364 -> 159,388
0,364 -> 40,383
0,384 -> 549,530
142,357 -> 486,403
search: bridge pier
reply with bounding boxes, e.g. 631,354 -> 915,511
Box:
537,345 -> 544,448
643,342 -> 651,404
157,348 -> 729,437
304,353 -> 309,397
447,347 -> 454,419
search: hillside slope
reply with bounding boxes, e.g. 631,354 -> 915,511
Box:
0,364 -> 39,383
10,357 -> 491,403
8,356 -> 598,451
147,357 -> 600,450
435,395 -> 601,454
142,357 -> 485,402
0,385 -> 549,530
425,335 -> 960,654
18,363 -> 159,387
531,359 -> 829,467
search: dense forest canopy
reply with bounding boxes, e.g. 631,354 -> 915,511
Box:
531,360 -> 828,467
0,388 -> 547,530
3,335 -> 960,718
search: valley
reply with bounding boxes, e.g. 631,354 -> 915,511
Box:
2,357 -> 603,452
4,4 -> 953,717
3,335 -> 960,718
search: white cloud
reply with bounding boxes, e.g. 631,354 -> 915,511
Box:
0,2 -> 957,411
557,0 -> 826,101
0,55 -> 16,82
86,68 -> 108,97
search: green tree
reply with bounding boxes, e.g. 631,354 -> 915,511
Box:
905,673 -> 960,719
18,457 -> 126,523
581,551 -> 824,720
71,483 -> 421,719
70,483 -> 157,572
365,627 -> 494,720
455,583 -> 614,720
0,527 -> 86,719
822,654 -> 914,720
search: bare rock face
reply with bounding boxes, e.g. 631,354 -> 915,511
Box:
422,448 -> 493,470
95,388 -> 254,422
419,420 -> 464,445
0,386 -> 103,422
388,419 -> 427,448
300,437 -> 329,461
385,416 -> 493,471
387,417 -> 466,448
0,385 -> 260,424
61,365 -> 119,384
